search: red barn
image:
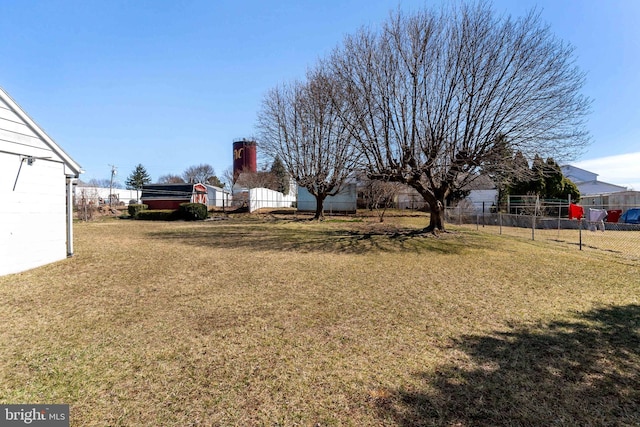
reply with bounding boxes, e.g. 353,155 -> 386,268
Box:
141,183 -> 208,210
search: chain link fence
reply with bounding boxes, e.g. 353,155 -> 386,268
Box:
446,203 -> 640,262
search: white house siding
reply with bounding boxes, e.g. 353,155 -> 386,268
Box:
466,189 -> 498,213
561,164 -> 627,196
0,87 -> 81,276
574,180 -> 627,196
0,153 -> 68,275
0,98 -> 54,159
561,165 -> 598,183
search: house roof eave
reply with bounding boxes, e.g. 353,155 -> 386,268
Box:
0,87 -> 83,177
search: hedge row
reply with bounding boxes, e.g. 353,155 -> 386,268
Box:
129,203 -> 208,221
178,203 -> 208,220
135,210 -> 179,221
128,204 -> 148,217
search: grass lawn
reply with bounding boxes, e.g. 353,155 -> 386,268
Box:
1,213 -> 638,426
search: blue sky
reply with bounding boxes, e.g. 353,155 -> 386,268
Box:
1,0 -> 638,189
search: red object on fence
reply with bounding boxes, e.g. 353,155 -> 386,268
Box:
606,209 -> 622,223
568,203 -> 584,220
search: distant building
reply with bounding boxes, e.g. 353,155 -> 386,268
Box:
580,191 -> 640,212
75,186 -> 139,206
560,165 -> 640,212
561,165 -> 627,196
460,175 -> 498,213
141,183 -> 229,210
297,183 -> 357,214
395,187 -> 427,210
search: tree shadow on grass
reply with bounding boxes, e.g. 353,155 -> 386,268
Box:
378,304 -> 640,426
146,222 -> 489,255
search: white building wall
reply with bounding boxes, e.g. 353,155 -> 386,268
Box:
205,185 -> 231,208
75,186 -> 140,205
580,191 -> 640,211
297,184 -> 357,213
561,165 -> 598,183
0,152 -> 68,275
249,187 -> 295,212
576,181 -> 627,196
466,189 -> 498,212
0,88 -> 81,276
0,98 -> 53,159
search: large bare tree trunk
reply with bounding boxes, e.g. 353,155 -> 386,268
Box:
313,194 -> 326,220
426,200 -> 446,232
417,188 -> 446,232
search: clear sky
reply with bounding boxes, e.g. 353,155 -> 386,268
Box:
1,0 -> 638,189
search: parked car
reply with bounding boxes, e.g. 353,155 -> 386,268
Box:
620,208 -> 640,224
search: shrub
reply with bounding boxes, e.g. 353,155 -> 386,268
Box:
135,210 -> 179,221
128,204 -> 148,218
179,203 -> 208,221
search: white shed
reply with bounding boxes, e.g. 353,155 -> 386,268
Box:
0,87 -> 82,276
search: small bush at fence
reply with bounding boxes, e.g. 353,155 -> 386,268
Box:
179,203 -> 208,221
128,204 -> 148,218
135,210 -> 179,221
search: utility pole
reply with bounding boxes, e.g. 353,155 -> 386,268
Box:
109,164 -> 117,211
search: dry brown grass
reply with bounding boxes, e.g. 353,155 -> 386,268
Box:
1,213 -> 638,426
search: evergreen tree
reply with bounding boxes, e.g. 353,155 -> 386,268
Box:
508,151 -> 533,196
504,155 -> 581,202
561,178 -> 581,202
482,134 -> 513,205
543,158 -> 580,201
270,155 -> 290,195
206,175 -> 224,187
530,155 -> 546,195
542,158 -> 565,199
125,164 -> 152,190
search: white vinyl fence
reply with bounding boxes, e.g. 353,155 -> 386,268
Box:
249,188 -> 295,212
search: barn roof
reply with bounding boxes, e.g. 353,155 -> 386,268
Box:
0,87 -> 82,177
141,184 -> 197,199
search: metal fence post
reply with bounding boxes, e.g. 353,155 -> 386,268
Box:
531,211 -> 535,241
579,219 -> 583,250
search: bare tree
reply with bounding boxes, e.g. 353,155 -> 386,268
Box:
75,186 -> 99,221
235,169 -> 279,191
83,178 -> 122,189
157,174 -> 186,184
182,164 -> 218,184
331,2 -> 590,231
358,174 -> 405,222
258,71 -> 361,220
221,167 -> 236,190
